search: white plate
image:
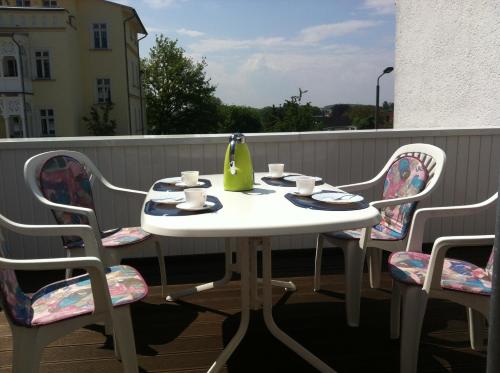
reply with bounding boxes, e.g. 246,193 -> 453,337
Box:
292,190 -> 317,197
311,192 -> 364,204
175,181 -> 205,187
151,192 -> 186,204
176,201 -> 215,211
283,175 -> 322,183
159,177 -> 181,185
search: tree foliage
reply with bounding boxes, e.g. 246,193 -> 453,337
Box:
261,97 -> 322,132
142,35 -> 220,134
218,105 -> 262,133
82,103 -> 117,136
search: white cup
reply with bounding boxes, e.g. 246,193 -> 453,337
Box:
181,171 -> 199,186
268,163 -> 284,178
184,188 -> 207,208
296,176 -> 315,195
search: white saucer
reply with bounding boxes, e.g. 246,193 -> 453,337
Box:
283,175 -> 322,183
151,192 -> 185,204
176,201 -> 215,211
267,174 -> 285,179
175,181 -> 204,187
311,192 -> 364,204
159,177 -> 181,185
292,190 -> 316,197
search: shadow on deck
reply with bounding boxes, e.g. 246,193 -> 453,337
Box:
0,246 -> 491,372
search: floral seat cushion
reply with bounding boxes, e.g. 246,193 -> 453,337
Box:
39,155 -> 96,247
329,156 -> 429,242
389,251 -> 491,296
30,265 -> 148,326
65,227 -> 152,249
331,225 -> 403,241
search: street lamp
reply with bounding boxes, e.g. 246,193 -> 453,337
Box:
375,66 -> 393,130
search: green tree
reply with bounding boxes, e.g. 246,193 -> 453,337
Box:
82,103 -> 117,136
142,35 -> 221,134
218,105 -> 262,133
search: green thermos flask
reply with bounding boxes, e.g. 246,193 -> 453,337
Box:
223,133 -> 254,191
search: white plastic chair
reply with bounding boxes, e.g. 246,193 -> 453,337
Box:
314,143 -> 446,326
0,213 -> 147,373
24,150 -> 167,295
389,192 -> 497,373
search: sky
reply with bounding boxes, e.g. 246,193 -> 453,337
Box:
116,0 -> 395,108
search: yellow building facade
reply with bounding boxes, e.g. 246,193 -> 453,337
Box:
0,0 -> 147,137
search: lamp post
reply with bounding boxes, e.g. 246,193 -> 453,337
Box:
375,66 -> 393,130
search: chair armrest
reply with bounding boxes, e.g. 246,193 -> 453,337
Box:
406,193 -> 498,253
337,177 -> 382,193
0,215 -> 102,258
0,256 -> 113,315
369,190 -> 431,210
101,182 -> 147,197
423,235 -> 496,292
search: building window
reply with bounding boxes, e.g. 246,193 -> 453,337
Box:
35,51 -> 51,79
3,56 -> 18,77
96,78 -> 111,103
15,0 -> 30,6
42,0 -> 57,7
92,23 -> 108,49
40,109 -> 55,136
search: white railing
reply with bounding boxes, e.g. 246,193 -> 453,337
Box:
0,127 -> 498,259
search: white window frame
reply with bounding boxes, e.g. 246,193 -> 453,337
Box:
96,78 -> 112,104
34,50 -> 51,80
92,23 -> 109,49
40,108 -> 55,137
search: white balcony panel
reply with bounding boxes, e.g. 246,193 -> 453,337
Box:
0,127 -> 498,259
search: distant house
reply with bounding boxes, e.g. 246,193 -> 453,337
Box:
0,0 -> 147,138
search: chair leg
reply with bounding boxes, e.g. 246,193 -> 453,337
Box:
467,307 -> 487,351
343,240 -> 366,327
313,234 -> 324,292
65,249 -> 73,279
155,240 -> 167,297
112,306 -> 139,373
390,280 -> 401,339
400,286 -> 428,373
12,326 -> 42,373
367,247 -> 382,289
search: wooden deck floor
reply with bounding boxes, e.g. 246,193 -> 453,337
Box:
0,247 -> 490,372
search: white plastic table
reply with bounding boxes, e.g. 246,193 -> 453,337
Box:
141,173 -> 380,373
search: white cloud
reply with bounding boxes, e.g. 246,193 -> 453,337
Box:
188,20 -> 380,54
189,37 -> 285,53
176,28 -> 206,37
297,20 -> 380,44
147,27 -> 169,34
110,0 -> 130,5
143,0 -> 186,9
204,48 -> 394,107
362,0 -> 395,15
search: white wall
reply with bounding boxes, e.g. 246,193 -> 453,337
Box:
0,128 -> 498,259
394,0 -> 500,129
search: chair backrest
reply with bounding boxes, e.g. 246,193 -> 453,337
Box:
0,242 -> 32,327
24,151 -> 101,248
376,144 -> 446,239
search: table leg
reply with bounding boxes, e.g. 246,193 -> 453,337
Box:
166,238 -> 296,302
207,237 -> 251,373
261,237 -> 336,373
166,238 -> 234,301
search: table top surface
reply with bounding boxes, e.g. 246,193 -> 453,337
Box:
141,173 -> 380,238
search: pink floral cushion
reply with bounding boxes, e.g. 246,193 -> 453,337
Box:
101,227 -> 151,248
485,250 -> 495,277
0,269 -> 33,326
39,156 -> 95,247
379,156 -> 428,239
30,265 -> 148,326
65,227 -> 152,249
389,251 -> 491,296
331,225 -> 403,241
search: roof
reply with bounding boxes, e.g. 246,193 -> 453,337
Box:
103,0 -> 147,35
